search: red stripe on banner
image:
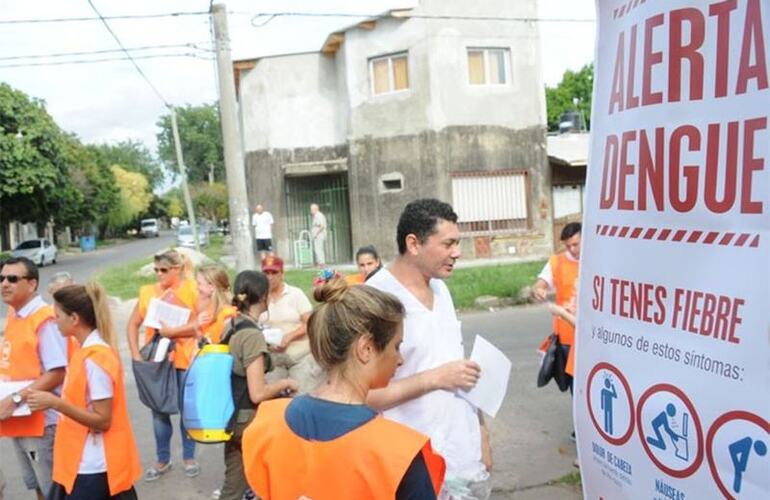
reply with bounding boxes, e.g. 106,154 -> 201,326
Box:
672,230 -> 687,242
633,0 -> 640,7
687,231 -> 703,243
630,227 -> 643,238
618,226 -> 630,238
628,0 -> 635,11
734,233 -> 750,247
719,233 -> 735,245
613,7 -> 619,18
601,225 -> 610,236
596,224 -> 602,234
749,234 -> 760,248
609,225 -> 619,236
703,231 -> 720,244
619,4 -> 626,16
657,229 -> 672,240
643,228 -> 657,239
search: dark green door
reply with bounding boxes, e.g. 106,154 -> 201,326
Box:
284,174 -> 352,265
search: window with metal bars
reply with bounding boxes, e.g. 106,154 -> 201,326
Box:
451,170 -> 530,235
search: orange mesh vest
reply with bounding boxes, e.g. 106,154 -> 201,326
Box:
345,273 -> 365,286
52,344 -> 141,495
202,305 -> 237,344
550,253 -> 579,375
138,280 -> 198,369
242,399 -> 446,500
0,305 -> 54,437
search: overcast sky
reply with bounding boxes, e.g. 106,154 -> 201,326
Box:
0,0 -> 595,150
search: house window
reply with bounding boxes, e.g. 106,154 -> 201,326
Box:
451,170 -> 529,234
370,52 -> 409,95
467,48 -> 510,85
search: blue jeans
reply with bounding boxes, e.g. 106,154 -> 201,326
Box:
152,369 -> 196,463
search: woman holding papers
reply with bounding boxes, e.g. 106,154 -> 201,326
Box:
26,283 -> 141,499
125,249 -> 201,481
242,279 -> 446,500
218,270 -> 298,500
195,265 -> 237,344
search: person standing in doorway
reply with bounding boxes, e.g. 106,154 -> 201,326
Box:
251,204 -> 274,261
309,203 -> 327,267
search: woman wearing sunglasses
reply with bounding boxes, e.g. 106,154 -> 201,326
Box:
126,249 -> 201,481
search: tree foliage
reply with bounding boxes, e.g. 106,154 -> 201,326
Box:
106,166 -> 153,229
545,64 -> 594,132
88,140 -> 164,189
190,182 -> 228,221
156,104 -> 224,183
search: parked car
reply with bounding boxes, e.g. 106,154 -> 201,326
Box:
11,239 -> 57,266
176,225 -> 208,248
140,218 -> 160,238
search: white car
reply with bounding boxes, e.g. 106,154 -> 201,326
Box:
176,225 -> 208,248
11,239 -> 58,266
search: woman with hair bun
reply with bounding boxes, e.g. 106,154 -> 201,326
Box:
26,283 -> 141,499
217,270 -> 298,500
242,279 -> 446,500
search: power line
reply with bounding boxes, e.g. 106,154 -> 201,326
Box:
0,43 -> 212,62
86,0 -> 170,107
251,11 -> 596,28
0,53 -> 211,69
0,11 -> 208,25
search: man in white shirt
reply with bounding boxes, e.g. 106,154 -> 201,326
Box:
367,199 -> 492,499
251,204 -> 274,260
0,257 -> 68,498
309,203 -> 327,266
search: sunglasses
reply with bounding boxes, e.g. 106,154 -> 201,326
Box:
0,274 -> 31,284
154,267 -> 172,274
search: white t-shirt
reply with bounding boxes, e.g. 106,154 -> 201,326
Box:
367,269 -> 486,481
15,295 -> 68,426
311,212 -> 327,239
251,212 -> 274,240
77,331 -> 114,474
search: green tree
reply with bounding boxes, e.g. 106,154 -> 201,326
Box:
190,182 -> 228,221
0,83 -> 66,227
88,139 -> 164,190
156,104 -> 224,183
545,64 -> 593,132
106,166 -> 153,231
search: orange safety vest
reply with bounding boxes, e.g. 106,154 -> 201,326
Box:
52,344 -> 141,495
243,399 -> 446,500
137,280 -> 198,369
0,305 -> 55,437
201,305 -> 238,344
344,273 -> 365,286
550,252 -> 579,375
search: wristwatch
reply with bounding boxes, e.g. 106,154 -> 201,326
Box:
11,392 -> 22,405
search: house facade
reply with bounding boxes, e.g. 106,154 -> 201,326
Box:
236,0 -> 553,264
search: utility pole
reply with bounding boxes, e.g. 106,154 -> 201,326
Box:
211,3 -> 254,271
170,108 -> 200,252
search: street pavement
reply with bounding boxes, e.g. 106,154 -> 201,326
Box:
1,238 -> 582,499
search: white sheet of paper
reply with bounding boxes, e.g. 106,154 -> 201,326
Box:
144,298 -> 191,330
262,328 -> 284,345
0,380 -> 34,416
459,335 -> 512,418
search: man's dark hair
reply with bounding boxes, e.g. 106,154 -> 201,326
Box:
0,257 -> 39,290
396,199 -> 458,254
560,222 -> 582,241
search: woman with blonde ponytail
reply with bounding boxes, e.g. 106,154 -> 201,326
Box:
26,283 -> 141,499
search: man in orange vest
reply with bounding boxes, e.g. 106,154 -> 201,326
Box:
533,222 -> 581,387
0,257 -> 68,499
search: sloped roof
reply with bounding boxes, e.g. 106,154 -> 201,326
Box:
320,8 -> 414,54
547,133 -> 590,167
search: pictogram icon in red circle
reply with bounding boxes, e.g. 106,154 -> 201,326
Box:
706,410 -> 770,500
586,362 -> 635,446
636,383 -> 704,478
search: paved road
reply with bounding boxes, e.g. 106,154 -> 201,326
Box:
1,238 -> 581,499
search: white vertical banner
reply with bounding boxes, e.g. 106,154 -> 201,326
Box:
575,1 -> 770,499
